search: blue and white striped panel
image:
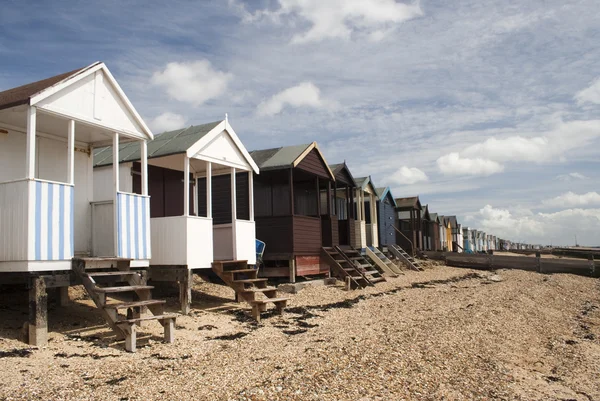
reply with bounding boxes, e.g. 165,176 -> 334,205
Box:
117,193 -> 150,260
34,181 -> 74,261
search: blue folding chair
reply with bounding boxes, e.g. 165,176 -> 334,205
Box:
255,239 -> 266,272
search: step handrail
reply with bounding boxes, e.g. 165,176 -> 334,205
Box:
392,225 -> 415,257
453,241 -> 464,252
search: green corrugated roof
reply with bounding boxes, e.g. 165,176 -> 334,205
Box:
94,121 -> 221,167
249,143 -> 310,170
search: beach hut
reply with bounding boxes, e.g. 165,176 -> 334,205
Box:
355,177 -> 379,249
375,187 -> 398,247
0,62 -> 158,347
438,216 -> 446,251
94,119 -> 259,312
420,205 -> 432,251
250,142 -> 335,282
429,212 -> 441,251
329,163 -> 358,246
440,215 -> 453,252
395,197 -> 422,253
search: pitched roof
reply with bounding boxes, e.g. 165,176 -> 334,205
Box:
375,187 -> 397,207
430,212 -> 439,222
250,142 -> 335,179
250,144 -> 310,170
446,215 -> 458,228
354,176 -> 378,196
94,121 -> 221,167
0,64 -> 94,111
395,196 -> 420,209
329,163 -> 357,187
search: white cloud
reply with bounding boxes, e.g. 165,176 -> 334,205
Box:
256,82 -> 337,117
477,204 -> 545,239
575,78 -> 600,105
542,191 -> 600,208
468,205 -> 600,246
436,153 -> 504,176
239,0 -> 422,43
151,60 -> 233,106
389,166 -> 428,185
149,112 -> 187,133
556,172 -> 588,181
437,119 -> 600,176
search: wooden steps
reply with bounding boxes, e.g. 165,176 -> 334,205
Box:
117,314 -> 178,324
388,245 -> 424,271
321,246 -> 386,289
72,258 -> 176,352
87,271 -> 138,277
366,247 -> 403,276
211,260 -> 289,322
94,285 -> 154,293
105,300 -> 166,310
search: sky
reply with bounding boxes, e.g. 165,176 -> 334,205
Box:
1,0 -> 599,246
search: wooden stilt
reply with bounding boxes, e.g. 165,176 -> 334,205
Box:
59,286 -> 69,307
28,276 -> 48,347
289,258 -> 296,283
179,269 -> 192,314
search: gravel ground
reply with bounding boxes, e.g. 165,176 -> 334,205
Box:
0,264 -> 599,401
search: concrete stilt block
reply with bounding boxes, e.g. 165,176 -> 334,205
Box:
125,326 -> 137,352
164,319 -> 175,344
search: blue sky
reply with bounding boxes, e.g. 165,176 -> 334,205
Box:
1,0 -> 599,246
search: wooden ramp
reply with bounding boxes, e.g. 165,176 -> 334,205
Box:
72,258 -> 177,352
388,245 -> 424,271
211,260 -> 288,322
366,246 -> 402,276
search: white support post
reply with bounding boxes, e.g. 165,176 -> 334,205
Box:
140,141 -> 148,196
371,194 -> 376,224
113,133 -> 119,257
67,120 -> 75,185
231,167 -> 237,259
183,156 -> 190,217
193,176 -> 199,216
360,190 -> 365,222
26,106 -> 36,179
248,171 -> 254,221
206,162 -> 212,218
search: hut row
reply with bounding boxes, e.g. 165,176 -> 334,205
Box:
0,62 -> 520,349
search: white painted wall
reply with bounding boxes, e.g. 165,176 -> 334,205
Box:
36,70 -> 146,140
0,130 -> 26,182
236,220 -> 256,265
213,224 -> 233,261
150,216 -> 213,268
93,164 -> 133,201
0,130 -> 93,256
0,180 -> 29,263
91,201 -> 114,257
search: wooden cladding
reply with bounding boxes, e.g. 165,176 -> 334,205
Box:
296,148 -> 331,179
255,216 -> 293,257
197,172 -> 250,224
321,215 -> 339,247
378,197 -> 396,246
293,215 -> 322,255
133,163 -> 193,218
256,215 -> 322,259
133,163 -> 249,221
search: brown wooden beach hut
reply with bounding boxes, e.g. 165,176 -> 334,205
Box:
250,142 -> 335,282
